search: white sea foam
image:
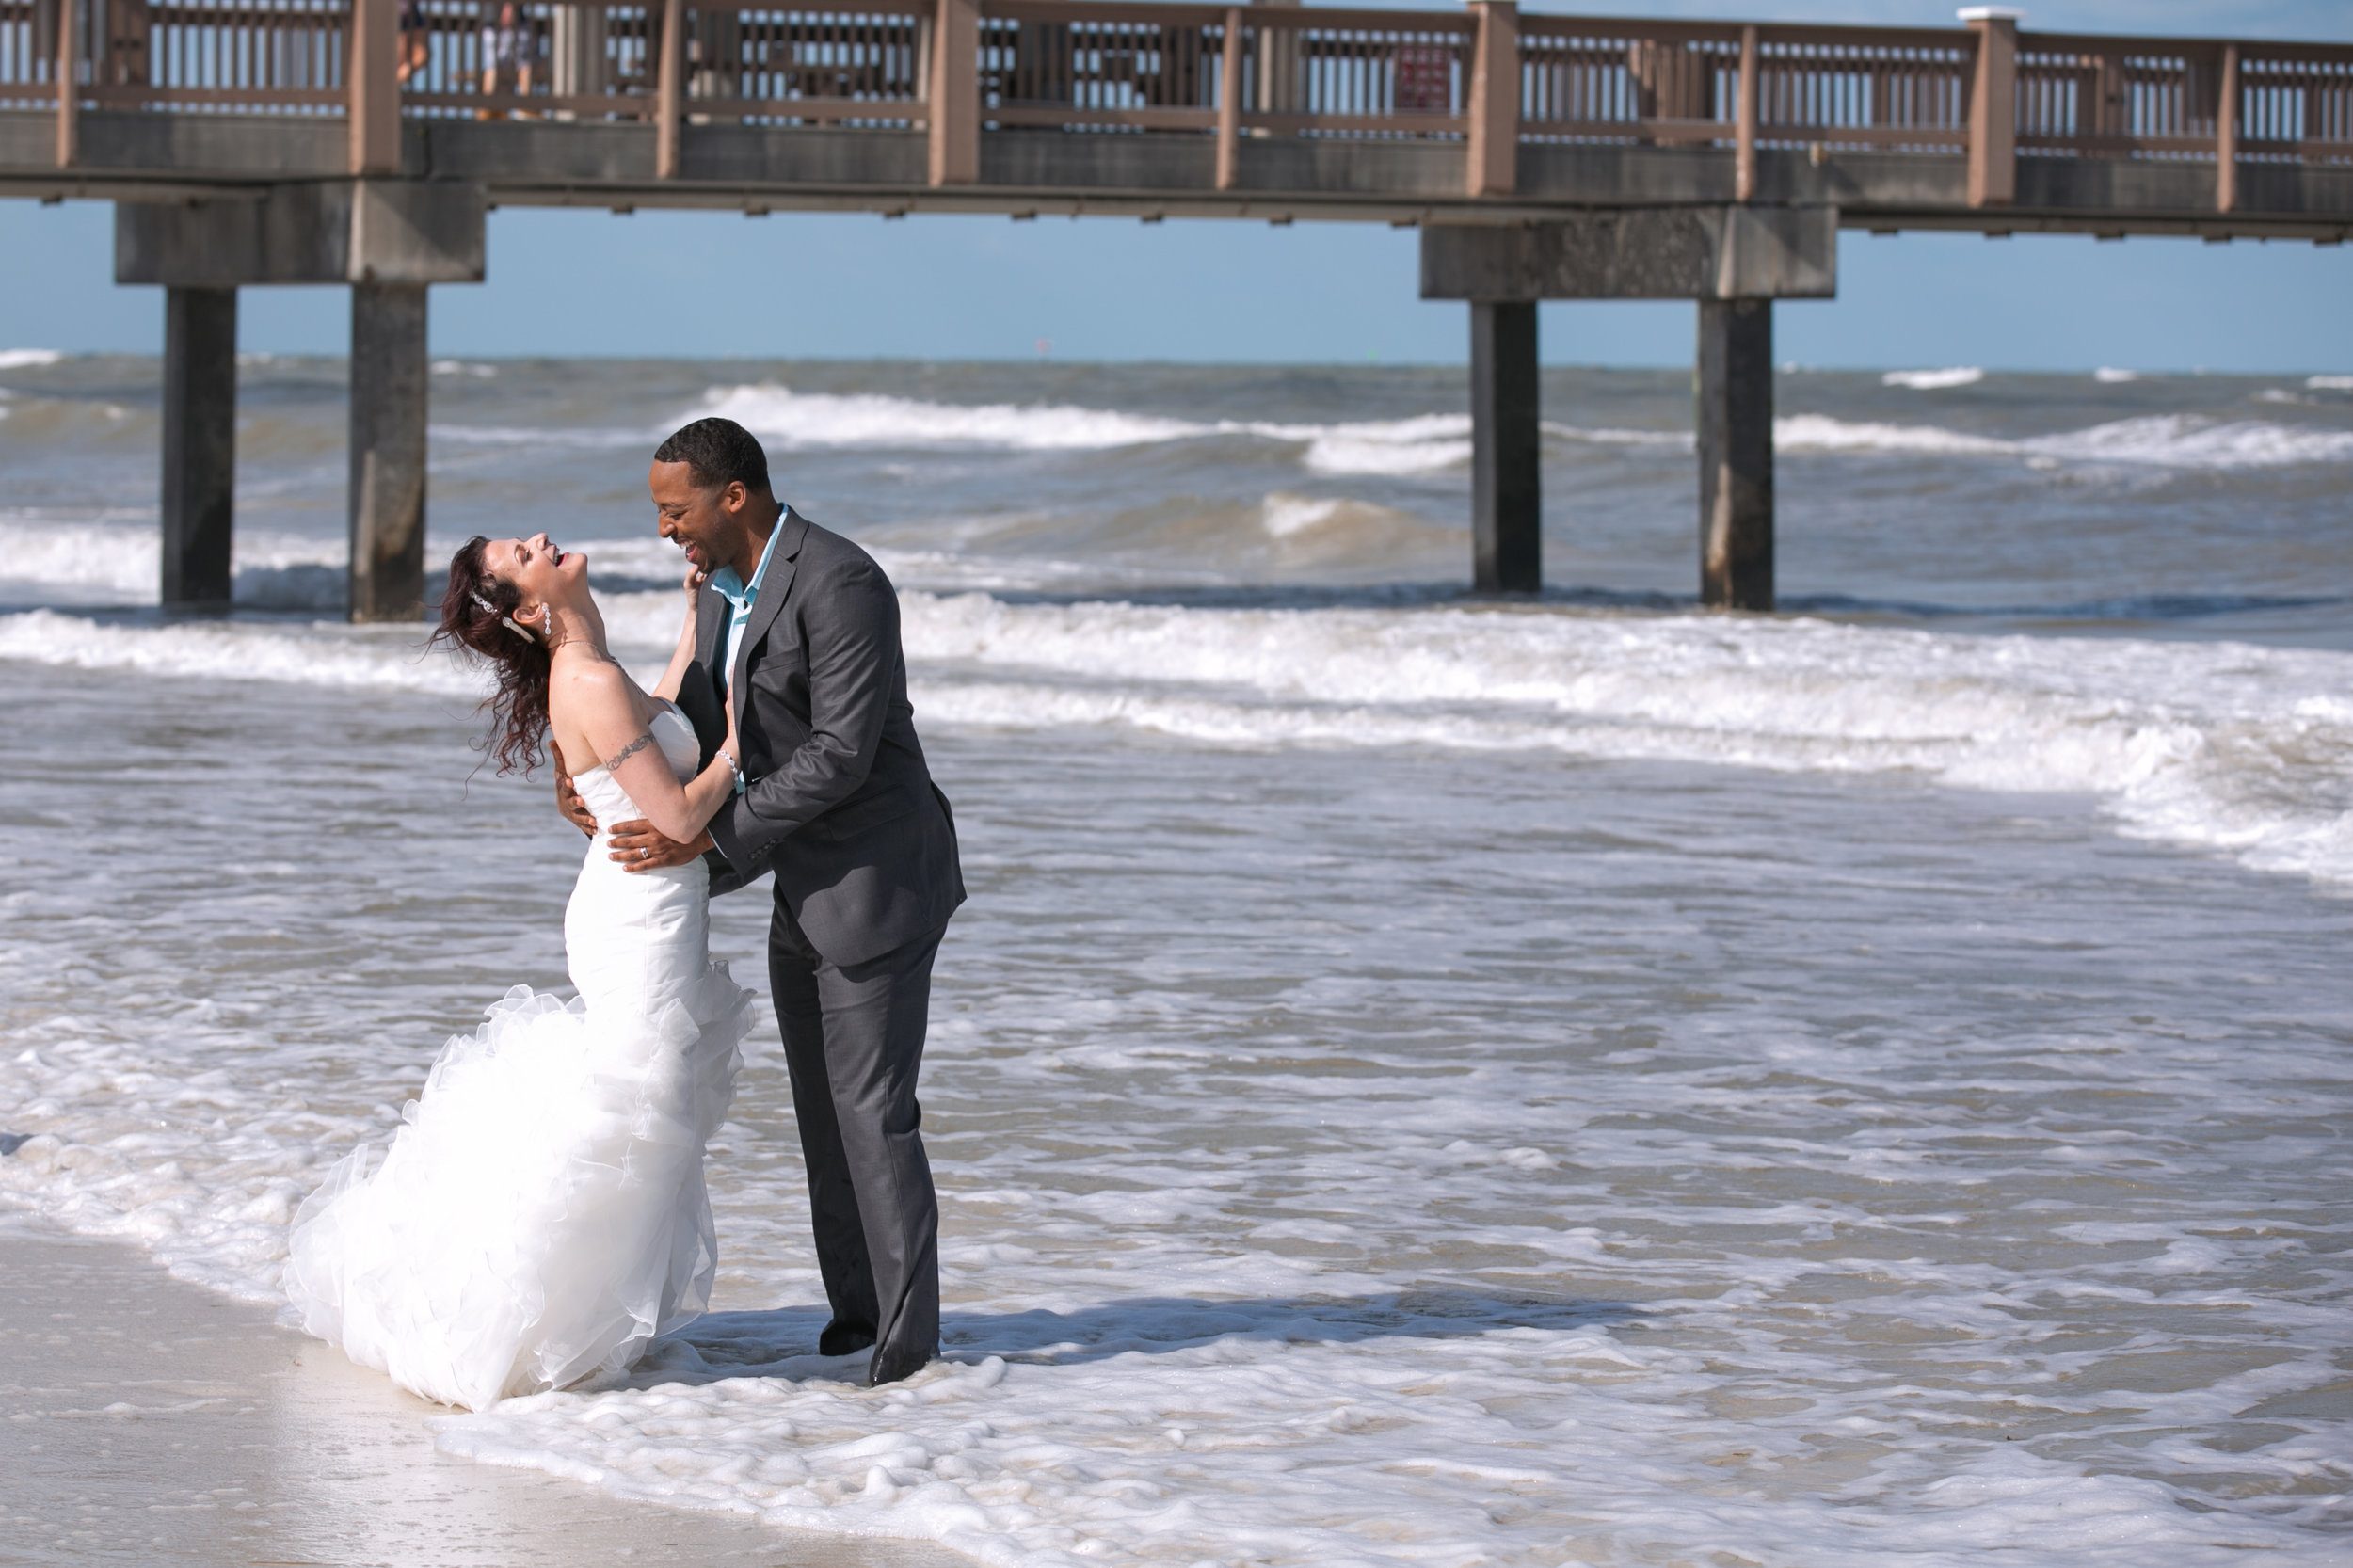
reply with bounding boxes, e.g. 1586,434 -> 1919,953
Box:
0,517 -> 353,607
7,593 -> 2345,889
2032,413 -> 2353,468
1260,493 -> 1349,537
700,383 -> 1207,452
429,420 -> 650,449
424,1323 -> 2339,1568
1881,367 -> 1985,390
1290,413 -> 1469,474
2305,374 -> 2353,390
0,518 -> 163,599
4,593 -> 2347,1567
293,376 -> 2353,483
0,609 -> 483,693
0,347 -> 63,369
1550,423 -> 1689,448
1776,414 -> 2012,456
702,382 -> 1481,476
887,593 -> 2353,887
574,533 -> 1112,598
2094,367 -> 2141,383
1776,412 -> 2353,468
684,387 -> 2353,474
436,390 -> 1641,475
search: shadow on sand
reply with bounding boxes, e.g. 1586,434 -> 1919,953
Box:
614,1288 -> 1645,1392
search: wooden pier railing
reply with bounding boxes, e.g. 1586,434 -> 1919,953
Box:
5,0 -> 2351,204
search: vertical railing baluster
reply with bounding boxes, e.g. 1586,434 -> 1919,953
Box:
653,0 -> 678,169
2217,41 -> 2237,211
1735,24 -> 1754,196
55,0 -> 74,163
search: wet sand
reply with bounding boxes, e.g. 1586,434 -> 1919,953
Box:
0,1224 -> 968,1567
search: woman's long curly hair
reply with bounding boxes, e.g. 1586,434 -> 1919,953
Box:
434,536 -> 553,776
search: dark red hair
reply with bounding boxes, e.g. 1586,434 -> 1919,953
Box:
434,536 -> 552,776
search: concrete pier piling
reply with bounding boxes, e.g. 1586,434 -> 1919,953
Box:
1469,300 -> 1542,594
114,181 -> 485,621
1425,209 -> 1833,602
159,286 -> 238,611
348,283 -> 430,623
1696,299 -> 1775,612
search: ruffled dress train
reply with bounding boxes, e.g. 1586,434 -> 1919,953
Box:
285,707 -> 749,1412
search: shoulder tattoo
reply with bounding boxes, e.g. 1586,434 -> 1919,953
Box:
602,732 -> 654,773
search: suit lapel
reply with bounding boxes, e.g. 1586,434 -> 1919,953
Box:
728,507 -> 811,720
695,581 -> 728,675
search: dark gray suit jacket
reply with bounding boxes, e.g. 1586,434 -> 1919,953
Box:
672,508 -> 964,968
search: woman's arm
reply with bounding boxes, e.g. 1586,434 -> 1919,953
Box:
562,663 -> 737,844
649,567 -> 706,703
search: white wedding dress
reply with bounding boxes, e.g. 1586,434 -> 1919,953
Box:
286,705 -> 751,1412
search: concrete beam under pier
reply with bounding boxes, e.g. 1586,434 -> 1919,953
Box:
160,285 -> 237,611
115,180 -> 487,288
349,283 -> 429,624
1421,206 -> 1836,303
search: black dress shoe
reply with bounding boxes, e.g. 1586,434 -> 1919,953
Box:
866,1344 -> 931,1387
819,1321 -> 876,1357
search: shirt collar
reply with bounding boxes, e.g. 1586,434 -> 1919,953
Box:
708,520 -> 783,611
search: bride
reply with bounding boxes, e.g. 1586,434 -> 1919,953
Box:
286,533 -> 751,1412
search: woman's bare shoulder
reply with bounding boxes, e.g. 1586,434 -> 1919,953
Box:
550,652 -> 642,721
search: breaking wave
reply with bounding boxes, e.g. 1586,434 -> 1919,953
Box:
1881,367 -> 1986,390
6,591 -> 2346,890
684,384 -> 2353,473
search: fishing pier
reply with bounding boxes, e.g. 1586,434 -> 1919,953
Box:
3,0 -> 2349,616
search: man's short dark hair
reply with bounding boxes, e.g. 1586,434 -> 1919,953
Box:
654,417 -> 772,495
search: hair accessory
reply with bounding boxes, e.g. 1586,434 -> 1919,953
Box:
471,589 -> 536,644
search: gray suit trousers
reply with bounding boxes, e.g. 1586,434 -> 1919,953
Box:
769,893 -> 944,1373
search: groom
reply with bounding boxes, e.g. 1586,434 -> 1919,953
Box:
565,416 -> 965,1387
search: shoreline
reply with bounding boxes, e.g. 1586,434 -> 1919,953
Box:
0,1219 -> 966,1568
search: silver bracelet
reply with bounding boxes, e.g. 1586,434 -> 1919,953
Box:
719,750 -> 742,785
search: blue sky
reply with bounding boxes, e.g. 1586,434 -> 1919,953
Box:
3,0 -> 2345,372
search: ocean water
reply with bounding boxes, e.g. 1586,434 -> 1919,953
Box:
2,352 -> 2350,1566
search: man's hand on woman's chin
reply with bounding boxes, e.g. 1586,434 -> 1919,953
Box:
607,821 -> 715,872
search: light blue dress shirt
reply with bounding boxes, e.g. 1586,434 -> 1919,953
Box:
708,521 -> 783,792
